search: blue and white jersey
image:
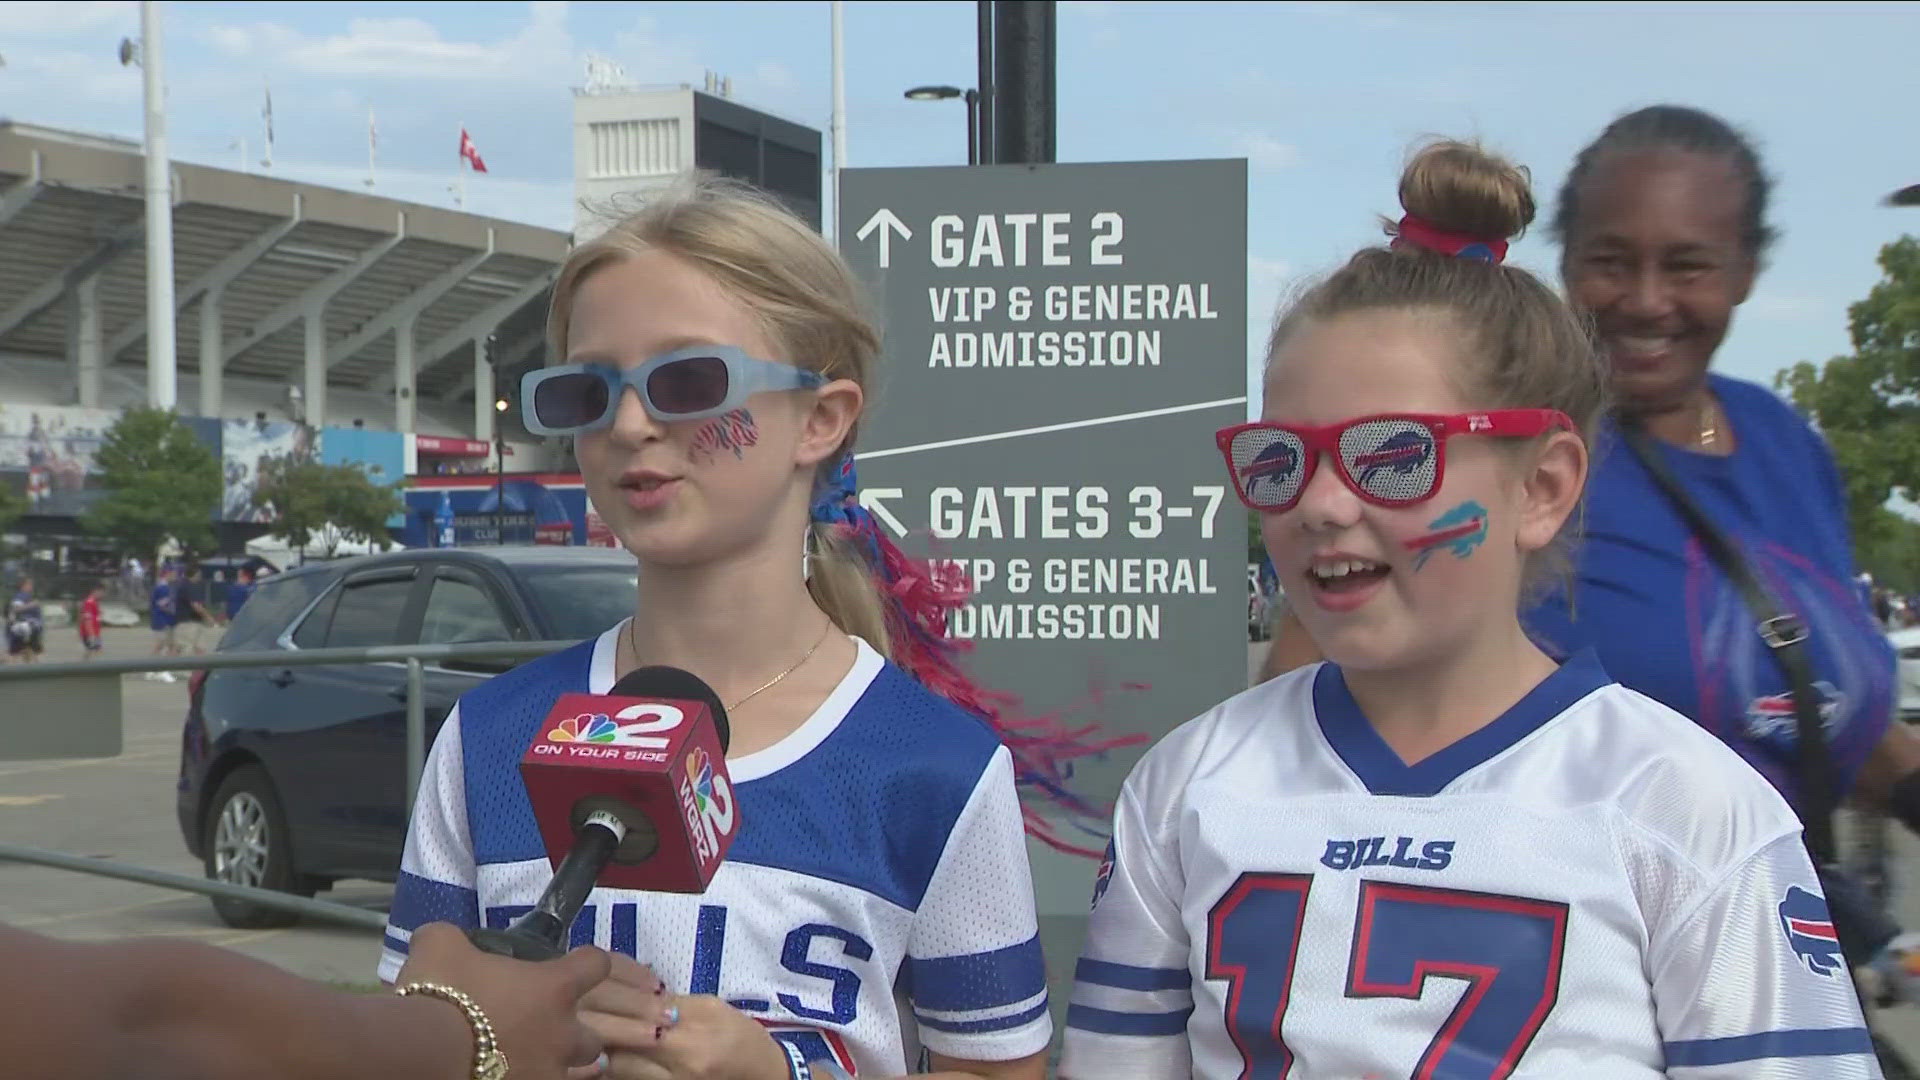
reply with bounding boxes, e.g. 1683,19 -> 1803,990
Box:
380,625 -> 1053,1075
1061,652 -> 1878,1080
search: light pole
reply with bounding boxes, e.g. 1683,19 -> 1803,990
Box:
904,85 -> 978,166
124,3 -> 177,411
492,396 -> 508,545
905,85 -> 979,166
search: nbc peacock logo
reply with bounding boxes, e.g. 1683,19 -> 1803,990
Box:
679,746 -> 735,857
685,748 -> 717,813
547,713 -> 619,744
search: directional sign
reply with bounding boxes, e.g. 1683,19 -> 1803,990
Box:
839,159 -> 1248,924
854,207 -> 913,268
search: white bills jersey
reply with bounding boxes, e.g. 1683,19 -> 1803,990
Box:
380,625 -> 1053,1076
1060,651 -> 1879,1079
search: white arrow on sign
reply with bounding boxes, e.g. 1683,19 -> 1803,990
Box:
858,487 -> 908,538
855,208 -> 912,268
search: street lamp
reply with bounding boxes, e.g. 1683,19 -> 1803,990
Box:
492,396 -> 509,545
904,84 -> 980,166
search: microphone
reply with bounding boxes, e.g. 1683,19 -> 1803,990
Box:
468,665 -> 740,960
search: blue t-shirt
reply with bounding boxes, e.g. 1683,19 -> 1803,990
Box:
1526,374 -> 1894,810
150,582 -> 176,630
226,581 -> 254,619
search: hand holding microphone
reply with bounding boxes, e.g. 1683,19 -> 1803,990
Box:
470,666 -> 742,962
398,922 -> 611,1080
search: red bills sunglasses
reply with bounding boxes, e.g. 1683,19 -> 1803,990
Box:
1215,410 -> 1573,512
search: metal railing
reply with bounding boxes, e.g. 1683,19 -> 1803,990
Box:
0,639 -> 576,928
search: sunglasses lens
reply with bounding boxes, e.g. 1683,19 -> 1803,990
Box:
1228,428 -> 1307,509
646,356 -> 730,415
532,370 -> 611,432
1339,420 -> 1438,503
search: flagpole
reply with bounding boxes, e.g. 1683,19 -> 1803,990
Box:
457,119 -> 466,210
140,0 -> 176,411
830,0 -> 846,247
366,106 -> 376,189
261,76 -> 273,170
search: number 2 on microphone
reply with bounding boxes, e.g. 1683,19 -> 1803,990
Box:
612,703 -> 686,750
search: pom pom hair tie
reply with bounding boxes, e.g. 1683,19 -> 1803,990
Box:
1391,214 -> 1509,264
808,450 -> 1148,858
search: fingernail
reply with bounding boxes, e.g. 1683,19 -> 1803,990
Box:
654,979 -> 666,995
654,1025 -> 665,1040
664,1005 -> 680,1025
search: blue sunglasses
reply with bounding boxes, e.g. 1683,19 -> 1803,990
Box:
521,346 -> 826,436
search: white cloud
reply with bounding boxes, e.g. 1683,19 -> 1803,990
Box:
610,13 -> 708,89
1,1 -> 135,38
4,49 -> 141,109
201,3 -> 577,83
1232,132 -> 1302,173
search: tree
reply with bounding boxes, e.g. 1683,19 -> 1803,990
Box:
83,407 -> 222,563
251,458 -> 403,559
1853,506 -> 1920,594
1776,235 -> 1920,553
0,482 -> 22,536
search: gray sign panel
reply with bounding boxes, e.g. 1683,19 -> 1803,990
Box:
837,159 -> 1248,921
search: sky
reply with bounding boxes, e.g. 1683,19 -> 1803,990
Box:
3,0 -> 1918,411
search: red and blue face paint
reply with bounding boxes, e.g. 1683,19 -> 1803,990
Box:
689,408 -> 759,463
1404,500 -> 1489,570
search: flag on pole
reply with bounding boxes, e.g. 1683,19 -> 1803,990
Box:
458,127 -> 488,173
262,80 -> 274,167
366,107 -> 377,188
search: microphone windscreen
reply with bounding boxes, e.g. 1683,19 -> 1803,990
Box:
610,665 -> 731,753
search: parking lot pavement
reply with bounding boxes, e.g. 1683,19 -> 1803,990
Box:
0,625 -> 395,987
6,629 -> 1920,1056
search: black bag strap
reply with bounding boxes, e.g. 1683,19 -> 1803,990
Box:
1616,420 -> 1838,867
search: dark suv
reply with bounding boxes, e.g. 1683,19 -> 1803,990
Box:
177,545 -> 638,928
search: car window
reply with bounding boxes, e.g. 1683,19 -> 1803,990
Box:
420,572 -> 514,645
515,565 -> 640,641
325,577 -> 417,648
288,586 -> 338,649
223,572 -> 329,652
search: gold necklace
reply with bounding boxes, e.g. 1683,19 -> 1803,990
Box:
624,619 -> 834,713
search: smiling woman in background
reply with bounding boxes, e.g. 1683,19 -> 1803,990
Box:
1521,104 -> 1916,839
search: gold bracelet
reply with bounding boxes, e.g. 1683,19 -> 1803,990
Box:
395,981 -> 510,1080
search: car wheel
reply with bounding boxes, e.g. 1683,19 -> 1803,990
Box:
203,764 -> 312,929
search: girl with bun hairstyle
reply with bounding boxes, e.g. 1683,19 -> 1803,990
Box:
1058,141 -> 1876,1078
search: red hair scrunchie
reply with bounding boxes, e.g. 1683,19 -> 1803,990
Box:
1392,214 -> 1509,264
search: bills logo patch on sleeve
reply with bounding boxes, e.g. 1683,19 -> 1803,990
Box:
762,1024 -> 856,1075
1090,840 -> 1116,911
1778,884 -> 1844,978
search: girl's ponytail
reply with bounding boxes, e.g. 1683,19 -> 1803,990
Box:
809,452 -> 1144,858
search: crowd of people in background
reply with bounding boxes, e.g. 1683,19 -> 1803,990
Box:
0,558 -> 264,668
1863,572 -> 1920,632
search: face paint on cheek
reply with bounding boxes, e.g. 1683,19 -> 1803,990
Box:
1403,499 -> 1489,571
688,409 -> 760,464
